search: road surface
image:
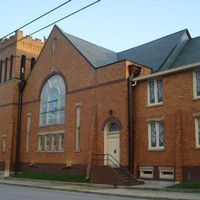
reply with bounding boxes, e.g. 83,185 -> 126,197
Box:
0,184 -> 147,200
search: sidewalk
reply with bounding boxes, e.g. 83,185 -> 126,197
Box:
0,178 -> 199,200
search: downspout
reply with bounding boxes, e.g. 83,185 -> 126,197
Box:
128,73 -> 134,174
14,56 -> 26,173
127,65 -> 141,175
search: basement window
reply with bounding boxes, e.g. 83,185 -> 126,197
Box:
139,167 -> 154,179
159,167 -> 174,180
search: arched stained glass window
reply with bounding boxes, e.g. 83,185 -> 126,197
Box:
40,75 -> 66,126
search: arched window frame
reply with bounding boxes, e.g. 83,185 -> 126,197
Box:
40,75 -> 66,126
106,122 -> 120,135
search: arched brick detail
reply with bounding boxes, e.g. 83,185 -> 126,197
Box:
101,116 -> 123,131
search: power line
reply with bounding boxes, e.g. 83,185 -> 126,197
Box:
0,0 -> 101,52
0,0 -> 72,40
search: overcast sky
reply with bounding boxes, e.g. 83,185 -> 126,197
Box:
1,0 -> 200,52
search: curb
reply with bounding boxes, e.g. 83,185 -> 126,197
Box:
0,180 -> 199,200
119,186 -> 200,194
4,177 -> 200,193
5,177 -> 114,189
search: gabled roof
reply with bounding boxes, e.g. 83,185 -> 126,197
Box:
57,26 -> 118,68
171,36 -> 200,69
118,29 -> 190,72
56,25 -> 200,72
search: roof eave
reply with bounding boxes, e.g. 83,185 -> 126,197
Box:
132,62 -> 200,82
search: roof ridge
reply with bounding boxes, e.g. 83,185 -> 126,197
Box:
54,25 -> 118,68
56,25 -> 116,54
65,32 -> 117,53
118,29 -> 189,54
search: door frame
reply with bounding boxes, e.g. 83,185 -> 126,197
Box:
104,122 -> 120,166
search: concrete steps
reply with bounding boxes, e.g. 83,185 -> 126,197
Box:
113,167 -> 142,186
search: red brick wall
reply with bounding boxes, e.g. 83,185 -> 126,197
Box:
19,26 -> 131,173
133,70 -> 200,181
0,30 -> 43,173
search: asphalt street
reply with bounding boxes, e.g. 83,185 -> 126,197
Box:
0,184 -> 147,200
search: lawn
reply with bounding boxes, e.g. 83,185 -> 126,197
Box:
13,172 -> 89,183
168,182 -> 200,189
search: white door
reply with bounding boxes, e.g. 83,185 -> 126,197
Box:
106,134 -> 120,167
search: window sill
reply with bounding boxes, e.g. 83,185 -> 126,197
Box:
146,103 -> 163,108
75,150 -> 81,153
195,146 -> 200,150
37,150 -> 64,153
148,148 -> 164,152
193,97 -> 200,101
39,123 -> 65,128
139,176 -> 153,179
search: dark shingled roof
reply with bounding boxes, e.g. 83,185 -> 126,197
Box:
118,29 -> 189,72
171,37 -> 200,69
60,29 -> 118,68
57,26 -> 199,72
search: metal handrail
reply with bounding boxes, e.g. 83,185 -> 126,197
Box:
92,154 -> 136,181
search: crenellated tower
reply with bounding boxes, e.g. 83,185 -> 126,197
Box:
0,30 -> 44,176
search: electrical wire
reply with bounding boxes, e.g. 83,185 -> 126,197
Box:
0,0 -> 101,52
0,0 -> 72,40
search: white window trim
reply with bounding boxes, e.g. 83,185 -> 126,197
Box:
51,134 -> 57,151
75,104 -> 81,152
38,130 -> 65,135
148,121 -> 164,151
139,167 -> 154,179
38,135 -> 44,152
193,70 -> 200,100
25,113 -> 31,153
52,38 -> 56,53
37,131 -> 65,152
2,135 -> 7,153
39,75 -> 66,127
195,118 -> 200,148
159,167 -> 174,180
44,135 -> 50,151
147,79 -> 163,106
58,133 -> 64,151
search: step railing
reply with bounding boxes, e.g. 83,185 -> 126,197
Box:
92,154 -> 136,184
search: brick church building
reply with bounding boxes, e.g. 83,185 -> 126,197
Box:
0,25 -> 200,184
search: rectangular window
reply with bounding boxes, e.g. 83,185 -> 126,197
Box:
44,135 -> 50,151
139,167 -> 154,179
58,133 -> 64,151
148,121 -> 164,150
2,136 -> 6,153
25,113 -> 31,152
38,132 -> 64,152
51,134 -> 57,151
195,118 -> 200,148
38,135 -> 44,152
75,104 -> 81,152
4,58 -> 8,82
148,79 -> 163,105
0,60 -> 2,83
193,70 -> 200,98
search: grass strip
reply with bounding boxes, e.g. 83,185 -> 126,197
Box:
13,172 -> 89,183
